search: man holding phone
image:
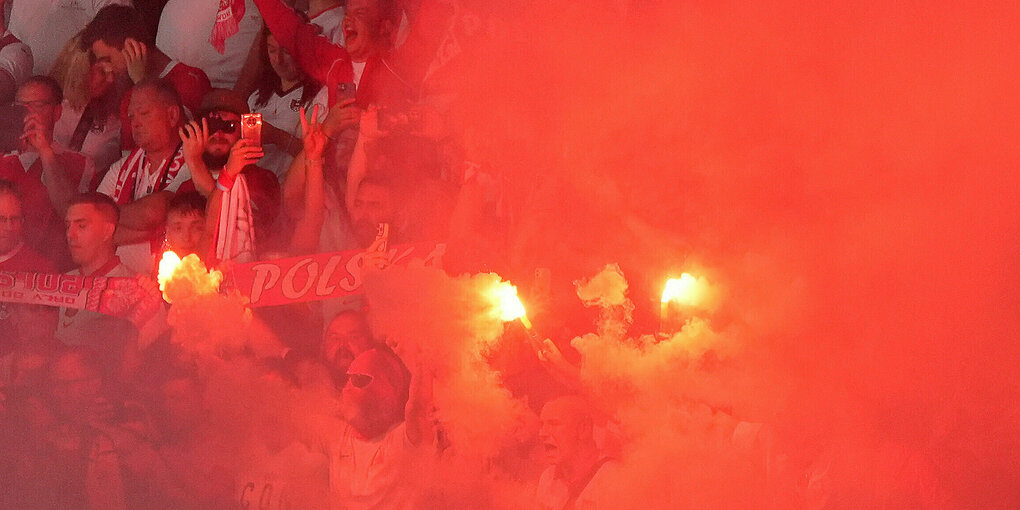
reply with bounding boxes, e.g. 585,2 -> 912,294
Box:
0,77 -> 95,262
178,89 -> 280,263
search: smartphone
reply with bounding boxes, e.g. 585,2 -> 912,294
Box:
336,82 -> 357,101
0,104 -> 28,153
240,113 -> 263,147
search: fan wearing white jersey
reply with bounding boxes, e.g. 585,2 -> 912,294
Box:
247,24 -> 327,180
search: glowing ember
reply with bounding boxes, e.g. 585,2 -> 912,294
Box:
492,281 -> 533,329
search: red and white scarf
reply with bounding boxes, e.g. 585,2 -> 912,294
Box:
110,145 -> 186,205
214,174 -> 256,263
210,0 -> 247,54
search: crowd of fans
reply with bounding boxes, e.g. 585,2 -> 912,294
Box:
0,0 -> 620,509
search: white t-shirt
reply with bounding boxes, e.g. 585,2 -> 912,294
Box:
248,85 -> 328,180
56,261 -> 136,346
7,0 -> 130,75
324,422 -> 423,510
536,460 -> 620,510
156,0 -> 262,89
52,100 -> 122,177
0,30 -> 32,85
352,61 -> 367,87
310,5 -> 345,45
96,150 -> 192,201
236,441 -> 330,510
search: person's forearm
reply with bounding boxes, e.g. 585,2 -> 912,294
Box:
345,131 -> 369,213
200,189 -> 223,262
289,155 -> 325,254
404,369 -> 435,447
114,225 -> 159,245
233,29 -> 264,98
282,150 -> 308,218
39,150 -> 76,214
186,158 -> 216,197
118,191 -> 172,230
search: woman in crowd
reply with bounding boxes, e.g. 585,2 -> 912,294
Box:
50,34 -> 125,183
248,23 -> 327,181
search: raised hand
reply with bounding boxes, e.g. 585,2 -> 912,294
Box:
299,104 -> 327,162
320,98 -> 360,138
224,138 -> 264,178
178,119 -> 209,163
122,38 -> 149,84
21,113 -> 52,154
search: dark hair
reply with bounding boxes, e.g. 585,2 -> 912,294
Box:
252,17 -> 322,110
80,5 -> 153,52
168,191 -> 207,217
68,192 -> 120,225
21,75 -> 64,104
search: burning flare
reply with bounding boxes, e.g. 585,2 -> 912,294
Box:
491,281 -> 533,329
662,273 -> 702,307
157,251 -> 223,303
157,251 -> 182,294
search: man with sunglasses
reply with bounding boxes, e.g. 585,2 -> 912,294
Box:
178,89 -> 280,263
326,347 -> 435,510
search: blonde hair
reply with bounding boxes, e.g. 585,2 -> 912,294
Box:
49,33 -> 93,110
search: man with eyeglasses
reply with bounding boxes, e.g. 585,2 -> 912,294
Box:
0,76 -> 96,264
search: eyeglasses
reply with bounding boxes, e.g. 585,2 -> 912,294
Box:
346,373 -> 373,388
206,117 -> 239,134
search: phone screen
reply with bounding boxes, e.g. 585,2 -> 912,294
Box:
0,105 -> 28,153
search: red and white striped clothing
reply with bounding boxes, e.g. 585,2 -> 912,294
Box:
97,145 -> 191,204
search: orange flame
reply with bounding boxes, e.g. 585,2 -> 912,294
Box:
662,273 -> 701,307
492,281 -> 532,329
157,251 -> 223,303
157,251 -> 182,296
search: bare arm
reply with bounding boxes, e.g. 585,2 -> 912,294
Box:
233,27 -> 265,99
180,120 -> 216,196
114,191 -> 172,244
404,358 -> 435,447
199,188 -> 222,263
289,106 -> 327,254
23,114 -> 76,212
38,151 -> 76,213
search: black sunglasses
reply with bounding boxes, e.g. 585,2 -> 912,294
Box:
347,373 -> 373,388
206,117 -> 239,134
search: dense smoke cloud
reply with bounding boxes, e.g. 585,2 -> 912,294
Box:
159,0 -> 1018,507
